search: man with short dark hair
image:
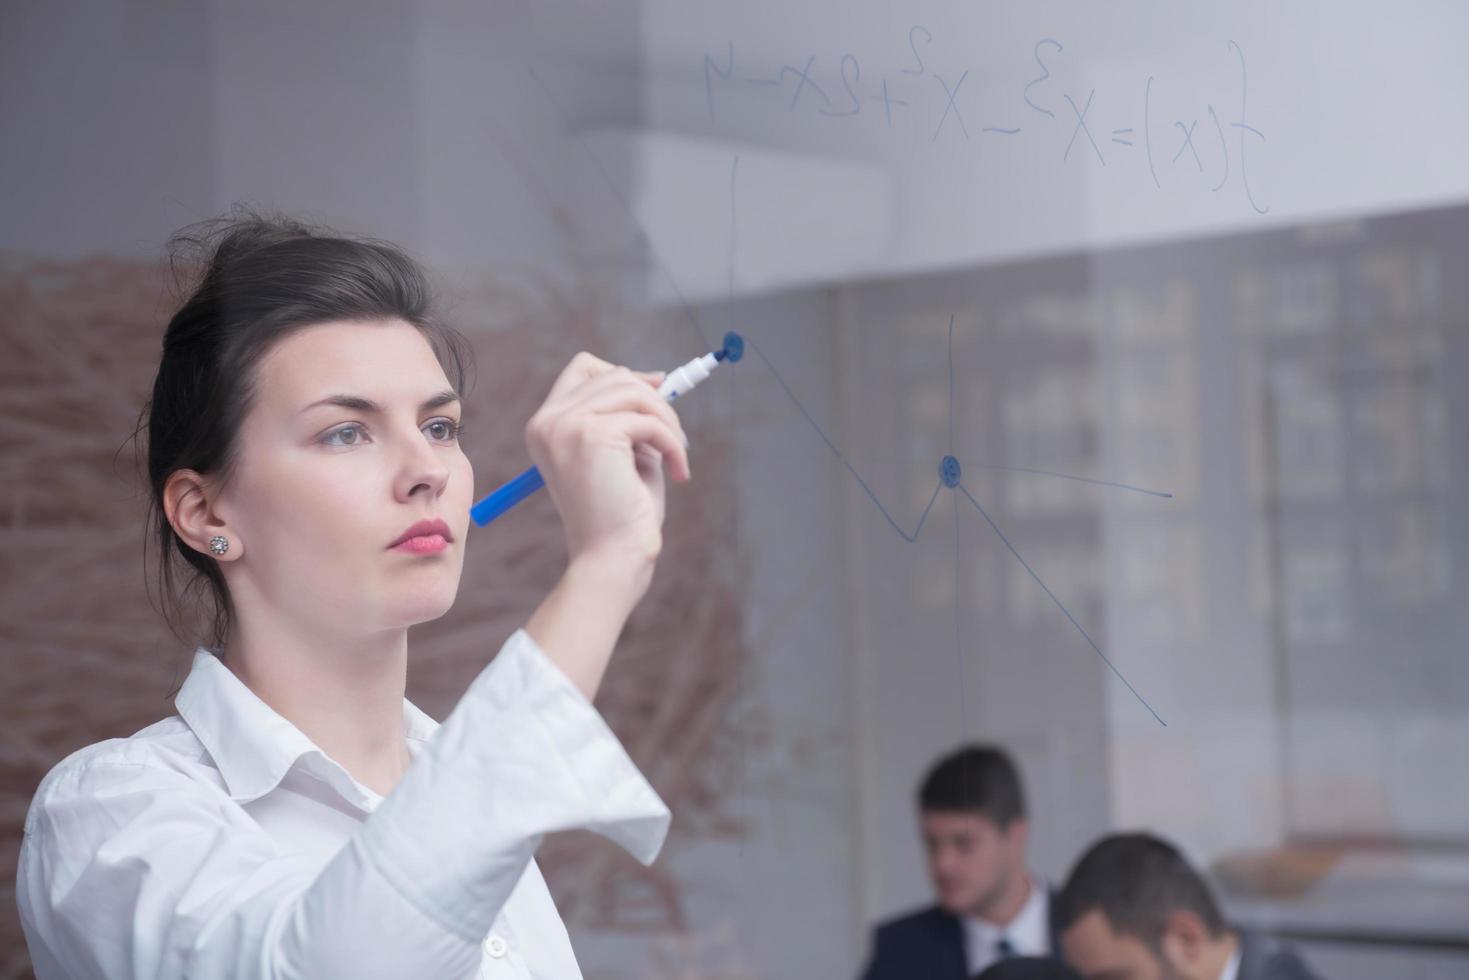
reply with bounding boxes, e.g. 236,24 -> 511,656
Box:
858,745 -> 1060,980
1055,833 -> 1321,980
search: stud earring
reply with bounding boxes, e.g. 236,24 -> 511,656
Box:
208,535 -> 229,556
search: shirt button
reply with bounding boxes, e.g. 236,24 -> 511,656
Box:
483,934 -> 508,958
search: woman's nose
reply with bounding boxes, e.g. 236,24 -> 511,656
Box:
396,437 -> 451,500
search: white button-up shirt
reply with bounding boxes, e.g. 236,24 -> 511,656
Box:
16,629 -> 671,979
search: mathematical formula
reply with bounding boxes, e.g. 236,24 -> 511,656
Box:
704,31 -> 1270,215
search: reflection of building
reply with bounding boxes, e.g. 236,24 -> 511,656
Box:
837,202 -> 1469,975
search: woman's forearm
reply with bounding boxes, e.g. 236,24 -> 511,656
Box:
524,553 -> 652,701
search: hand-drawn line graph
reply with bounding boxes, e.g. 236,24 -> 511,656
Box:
527,66 -> 1172,727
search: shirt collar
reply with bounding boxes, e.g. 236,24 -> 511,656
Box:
962,873 -> 1050,954
1218,946 -> 1242,980
175,647 -> 439,805
1009,875 -> 1050,950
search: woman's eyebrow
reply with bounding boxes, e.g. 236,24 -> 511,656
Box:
298,390 -> 461,416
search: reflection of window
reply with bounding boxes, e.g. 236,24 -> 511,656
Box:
1254,244 -> 1461,843
1353,382 -> 1426,496
1003,366 -> 1097,516
1113,345 -> 1199,503
1116,522 -> 1205,645
843,213 -> 1468,866
1270,365 -> 1343,500
1358,503 -> 1451,606
1234,261 -> 1339,335
1281,545 -> 1349,646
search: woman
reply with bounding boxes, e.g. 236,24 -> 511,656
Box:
15,212 -> 692,978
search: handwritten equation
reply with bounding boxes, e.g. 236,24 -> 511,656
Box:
704,31 -> 1270,215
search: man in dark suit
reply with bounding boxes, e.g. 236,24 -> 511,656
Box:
1055,833 -> 1322,980
858,745 -> 1062,979
976,958 -> 1085,980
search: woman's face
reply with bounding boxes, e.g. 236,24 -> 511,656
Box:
219,318 -> 473,638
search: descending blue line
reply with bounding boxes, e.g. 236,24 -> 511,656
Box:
962,463 -> 1173,499
526,66 -> 712,352
956,482 -> 1167,726
747,334 -> 943,542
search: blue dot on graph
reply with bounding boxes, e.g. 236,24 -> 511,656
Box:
940,455 -> 962,488
722,331 -> 745,363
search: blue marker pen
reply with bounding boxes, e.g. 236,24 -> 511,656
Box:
470,332 -> 743,527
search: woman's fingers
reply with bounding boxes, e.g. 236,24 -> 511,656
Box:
596,412 -> 691,482
524,354 -> 691,573
543,355 -> 665,406
542,351 -> 619,404
531,355 -> 691,473
529,362 -> 680,460
562,373 -> 689,449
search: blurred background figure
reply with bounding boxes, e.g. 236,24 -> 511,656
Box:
859,745 -> 1060,979
1056,833 -> 1322,980
976,955 -> 1087,980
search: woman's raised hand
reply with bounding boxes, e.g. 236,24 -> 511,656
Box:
524,352 -> 691,586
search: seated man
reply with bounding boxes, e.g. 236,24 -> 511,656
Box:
859,745 -> 1060,980
1055,833 -> 1322,980
975,956 -> 1085,980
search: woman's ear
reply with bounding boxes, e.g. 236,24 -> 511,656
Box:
164,469 -> 242,561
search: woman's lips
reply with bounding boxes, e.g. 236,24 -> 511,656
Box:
391,534 -> 449,555
388,517 -> 453,549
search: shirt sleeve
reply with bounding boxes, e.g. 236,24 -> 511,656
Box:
16,629 -> 672,979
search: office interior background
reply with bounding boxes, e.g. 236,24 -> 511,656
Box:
2,2 -> 1467,977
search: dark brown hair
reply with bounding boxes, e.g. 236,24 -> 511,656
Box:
918,743 -> 1026,827
135,208 -> 474,651
1055,832 -> 1228,948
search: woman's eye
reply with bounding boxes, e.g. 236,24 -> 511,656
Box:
323,424 -> 365,447
426,418 -> 463,442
